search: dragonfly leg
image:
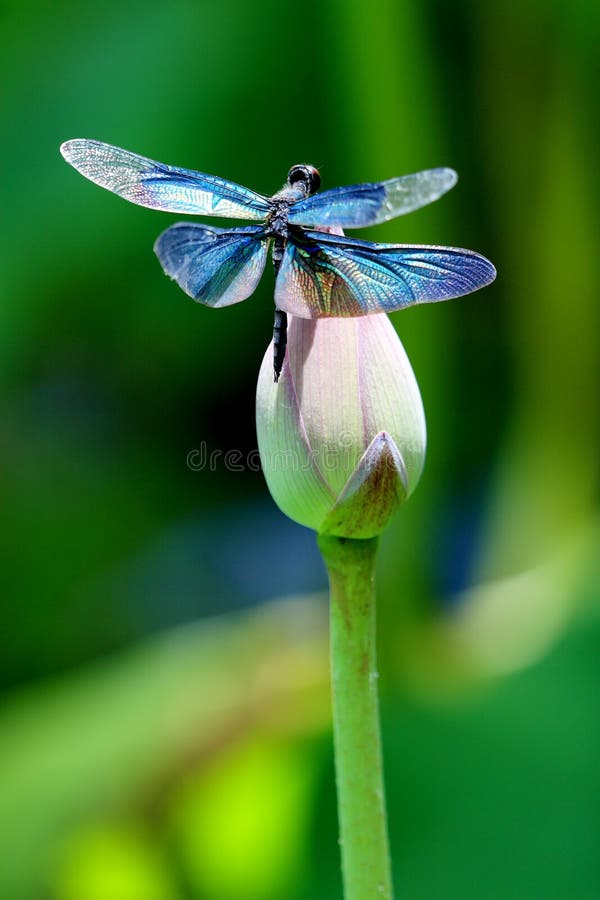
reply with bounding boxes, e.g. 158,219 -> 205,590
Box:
273,308 -> 288,382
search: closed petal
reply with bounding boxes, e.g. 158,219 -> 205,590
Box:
354,314 -> 426,493
285,317 -> 366,497
256,341 -> 336,530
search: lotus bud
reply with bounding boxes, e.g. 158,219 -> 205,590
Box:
256,313 -> 426,539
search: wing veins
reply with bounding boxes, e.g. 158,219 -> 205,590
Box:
316,242 -> 417,302
61,139 -> 270,220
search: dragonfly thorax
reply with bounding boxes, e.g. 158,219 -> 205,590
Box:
264,197 -> 293,239
265,164 -> 320,239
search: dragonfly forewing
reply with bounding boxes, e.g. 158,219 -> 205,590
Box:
61,140 -> 271,220
287,168 -> 457,229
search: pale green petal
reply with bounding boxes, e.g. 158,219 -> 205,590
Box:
256,342 -> 335,530
356,314 -> 426,494
286,317 -> 365,497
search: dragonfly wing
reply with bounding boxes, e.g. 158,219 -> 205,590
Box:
287,168 -> 457,229
275,229 -> 496,318
60,139 -> 270,220
154,223 -> 269,307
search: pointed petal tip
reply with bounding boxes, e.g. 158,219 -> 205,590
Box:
318,431 -> 410,539
367,431 -> 409,492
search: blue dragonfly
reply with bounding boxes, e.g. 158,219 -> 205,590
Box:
60,140 -> 496,380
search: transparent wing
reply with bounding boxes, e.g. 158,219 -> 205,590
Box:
275,229 -> 496,318
287,168 -> 457,229
60,139 -> 271,220
154,223 -> 269,307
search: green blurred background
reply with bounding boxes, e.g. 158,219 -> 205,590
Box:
1,0 -> 599,897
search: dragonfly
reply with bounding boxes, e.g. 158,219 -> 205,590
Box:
60,139 -> 496,380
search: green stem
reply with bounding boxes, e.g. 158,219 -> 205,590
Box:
318,534 -> 394,900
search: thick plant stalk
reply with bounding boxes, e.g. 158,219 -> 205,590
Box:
318,534 -> 393,900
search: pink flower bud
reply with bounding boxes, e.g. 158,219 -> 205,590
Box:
256,314 -> 426,538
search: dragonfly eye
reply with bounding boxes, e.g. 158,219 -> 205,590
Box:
287,164 -> 321,195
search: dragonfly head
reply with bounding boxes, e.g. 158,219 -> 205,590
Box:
287,164 -> 321,196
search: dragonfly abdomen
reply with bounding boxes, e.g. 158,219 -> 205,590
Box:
272,235 -> 288,382
272,307 -> 288,383
272,234 -> 285,271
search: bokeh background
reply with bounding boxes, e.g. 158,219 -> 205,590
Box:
1,0 -> 599,897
